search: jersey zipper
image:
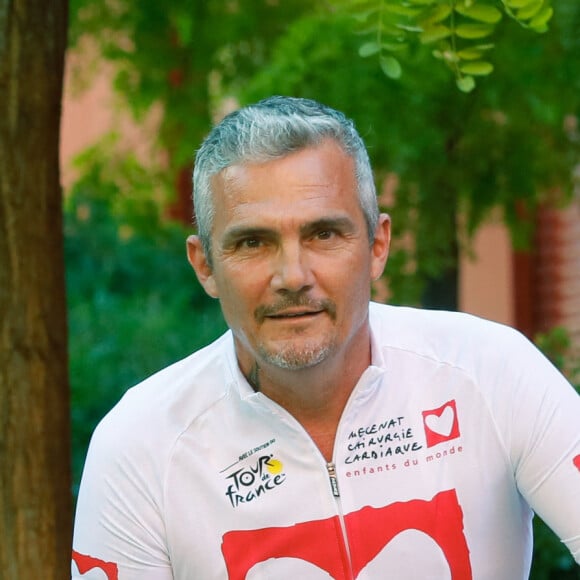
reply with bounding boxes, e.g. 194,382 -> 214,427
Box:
327,461 -> 355,579
327,461 -> 340,498
250,378 -> 382,579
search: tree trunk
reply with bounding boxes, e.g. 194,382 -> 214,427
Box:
0,1 -> 72,578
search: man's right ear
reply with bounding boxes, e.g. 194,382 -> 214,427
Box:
186,235 -> 219,298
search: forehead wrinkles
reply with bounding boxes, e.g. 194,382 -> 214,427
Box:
211,144 -> 363,230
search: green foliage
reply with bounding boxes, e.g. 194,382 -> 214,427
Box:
69,0 -> 316,170
242,7 -> 580,305
337,0 -> 554,91
535,326 -> 580,390
531,327 -> 580,579
532,516 -> 580,580
65,144 -> 226,491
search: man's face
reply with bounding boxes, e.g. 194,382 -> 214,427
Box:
188,139 -> 390,376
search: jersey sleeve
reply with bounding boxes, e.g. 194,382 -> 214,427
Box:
71,394 -> 174,580
487,329 -> 580,564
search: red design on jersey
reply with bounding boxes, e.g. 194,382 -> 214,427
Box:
422,399 -> 460,447
222,489 -> 472,579
222,514 -> 349,578
574,454 -> 580,472
72,550 -> 118,580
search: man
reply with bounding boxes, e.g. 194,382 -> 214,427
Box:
72,96 -> 580,579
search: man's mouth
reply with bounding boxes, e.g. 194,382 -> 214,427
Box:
255,298 -> 337,323
266,309 -> 322,319
255,298 -> 336,322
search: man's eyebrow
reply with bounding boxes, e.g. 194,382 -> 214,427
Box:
220,217 -> 356,246
220,225 -> 276,247
300,216 -> 355,236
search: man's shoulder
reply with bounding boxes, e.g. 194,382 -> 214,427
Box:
369,301 -> 516,333
369,301 -> 526,368
90,331 -> 236,451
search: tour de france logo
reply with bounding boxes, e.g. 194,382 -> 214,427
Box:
224,454 -> 286,508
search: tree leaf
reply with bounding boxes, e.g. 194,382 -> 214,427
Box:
358,41 -> 381,57
517,0 -> 544,20
454,3 -> 503,24
380,55 -> 402,78
419,3 -> 453,25
455,23 -> 495,39
384,3 -> 423,17
457,44 -> 494,60
529,5 -> 553,28
456,75 -> 476,92
456,48 -> 483,60
528,22 -> 547,32
396,24 -> 424,32
419,24 -> 452,44
503,0 -> 534,7
459,60 -> 494,75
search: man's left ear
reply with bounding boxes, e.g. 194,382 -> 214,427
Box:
186,235 -> 219,298
370,213 -> 391,281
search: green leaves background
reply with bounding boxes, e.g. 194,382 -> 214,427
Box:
343,0 -> 554,91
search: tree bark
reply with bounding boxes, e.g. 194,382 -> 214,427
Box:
0,1 -> 72,578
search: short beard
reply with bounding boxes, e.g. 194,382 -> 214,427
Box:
254,293 -> 338,370
257,339 -> 336,370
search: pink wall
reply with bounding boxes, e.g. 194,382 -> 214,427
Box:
459,220 -> 514,326
60,50 -> 162,189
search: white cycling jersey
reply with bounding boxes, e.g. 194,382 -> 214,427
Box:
72,303 -> 580,579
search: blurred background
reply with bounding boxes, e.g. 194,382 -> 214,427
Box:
12,0 -> 580,577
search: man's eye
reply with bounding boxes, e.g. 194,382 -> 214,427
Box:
316,230 -> 334,240
240,238 -> 262,249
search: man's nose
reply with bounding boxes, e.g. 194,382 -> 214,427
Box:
270,242 -> 314,293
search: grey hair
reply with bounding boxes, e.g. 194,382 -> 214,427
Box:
192,96 -> 379,261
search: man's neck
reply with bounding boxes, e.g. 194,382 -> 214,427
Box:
242,341 -> 372,461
